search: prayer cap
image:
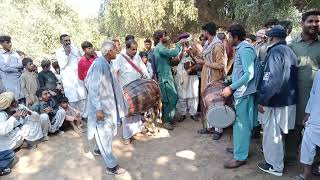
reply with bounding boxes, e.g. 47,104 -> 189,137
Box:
60,32 -> 70,36
266,25 -> 287,38
178,32 -> 190,41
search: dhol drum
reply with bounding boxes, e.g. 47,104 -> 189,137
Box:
202,81 -> 235,128
123,79 -> 161,115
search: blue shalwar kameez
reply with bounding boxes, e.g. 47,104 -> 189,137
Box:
230,41 -> 258,161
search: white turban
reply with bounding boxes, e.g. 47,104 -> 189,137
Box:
0,92 -> 15,110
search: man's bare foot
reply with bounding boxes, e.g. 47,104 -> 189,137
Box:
134,132 -> 144,137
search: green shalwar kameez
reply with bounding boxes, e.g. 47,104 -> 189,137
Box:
154,42 -> 182,123
286,35 -> 320,159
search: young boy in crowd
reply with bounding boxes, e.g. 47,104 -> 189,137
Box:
51,61 -> 63,91
38,59 -> 58,92
32,88 -> 65,136
292,70 -> 320,180
78,41 -> 96,81
20,58 -> 39,107
59,97 -> 84,135
139,51 -> 153,78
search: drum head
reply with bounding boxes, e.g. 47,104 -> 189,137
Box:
206,105 -> 235,128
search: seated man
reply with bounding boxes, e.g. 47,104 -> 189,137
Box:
0,150 -> 16,176
0,92 -> 49,151
32,88 -> 65,136
59,97 -> 84,135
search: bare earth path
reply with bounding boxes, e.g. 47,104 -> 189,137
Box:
2,117 -> 315,180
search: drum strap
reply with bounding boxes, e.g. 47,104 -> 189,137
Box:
121,54 -> 144,77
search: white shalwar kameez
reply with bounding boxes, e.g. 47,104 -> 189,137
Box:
112,51 -> 150,140
174,54 -> 199,116
259,105 -> 296,172
55,45 -> 87,115
0,105 -> 49,151
300,70 -> 320,165
85,56 -> 128,168
0,50 -> 24,100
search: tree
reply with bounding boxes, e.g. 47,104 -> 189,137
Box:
102,0 -> 198,38
195,0 -> 319,31
0,0 -> 100,60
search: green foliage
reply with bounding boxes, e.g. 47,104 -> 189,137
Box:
102,0 -> 198,38
0,0 -> 100,61
0,0 -> 318,61
218,0 -> 300,31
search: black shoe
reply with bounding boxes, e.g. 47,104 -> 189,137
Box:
178,115 -> 186,122
93,149 -> 102,156
106,165 -> 127,175
212,133 -> 222,140
163,122 -> 174,130
258,162 -> 283,176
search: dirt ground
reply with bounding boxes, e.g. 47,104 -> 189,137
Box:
2,117 -> 317,180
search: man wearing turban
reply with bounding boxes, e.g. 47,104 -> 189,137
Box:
0,92 -> 49,151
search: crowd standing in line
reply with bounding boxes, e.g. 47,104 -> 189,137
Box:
0,10 -> 319,179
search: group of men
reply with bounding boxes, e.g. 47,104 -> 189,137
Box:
0,9 -> 319,179
0,33 -> 95,175
224,11 -> 319,180
147,10 -> 320,179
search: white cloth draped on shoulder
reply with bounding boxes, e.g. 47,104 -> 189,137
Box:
112,50 -> 150,139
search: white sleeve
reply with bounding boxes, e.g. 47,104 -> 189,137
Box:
305,71 -> 320,113
112,56 -> 121,73
56,49 -> 68,69
0,113 -> 18,136
137,56 -> 150,79
148,63 -> 154,78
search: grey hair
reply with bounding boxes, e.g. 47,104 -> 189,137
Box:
101,40 -> 115,56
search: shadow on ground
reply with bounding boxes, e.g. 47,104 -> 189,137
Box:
2,117 -> 317,180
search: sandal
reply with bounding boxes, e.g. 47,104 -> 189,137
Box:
190,115 -> 199,121
106,165 -> 127,175
212,132 -> 222,140
177,115 -> 186,122
290,174 -> 305,180
197,128 -> 213,134
0,168 -> 11,176
163,122 -> 174,130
